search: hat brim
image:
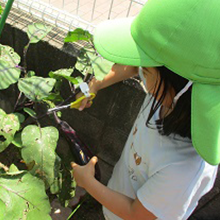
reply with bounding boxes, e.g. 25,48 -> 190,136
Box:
94,18 -> 160,67
192,83 -> 220,165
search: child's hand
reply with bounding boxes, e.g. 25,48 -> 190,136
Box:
71,156 -> 98,188
76,92 -> 93,111
77,78 -> 101,111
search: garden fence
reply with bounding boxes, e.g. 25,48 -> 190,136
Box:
1,0 -> 146,33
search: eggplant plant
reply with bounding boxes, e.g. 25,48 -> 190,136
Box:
0,23 -> 112,219
0,5 -> 2,15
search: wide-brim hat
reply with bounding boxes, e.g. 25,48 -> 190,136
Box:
94,0 -> 220,165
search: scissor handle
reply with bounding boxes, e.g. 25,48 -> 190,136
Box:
70,93 -> 96,109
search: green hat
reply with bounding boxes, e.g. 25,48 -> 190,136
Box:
94,0 -> 220,165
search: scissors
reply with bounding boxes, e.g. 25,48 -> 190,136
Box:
47,93 -> 96,113
47,82 -> 96,113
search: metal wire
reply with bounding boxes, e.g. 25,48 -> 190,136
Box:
2,0 -> 95,32
1,0 -> 145,33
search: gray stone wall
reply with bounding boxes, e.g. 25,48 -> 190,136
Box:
0,12 -> 219,219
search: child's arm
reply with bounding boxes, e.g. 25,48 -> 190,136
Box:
78,64 -> 138,110
71,157 -> 156,220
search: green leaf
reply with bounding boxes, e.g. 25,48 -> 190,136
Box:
27,23 -> 52,44
43,93 -> 64,102
49,68 -> 79,84
50,156 -> 62,194
57,168 -> 75,206
0,109 -> 20,152
18,76 -> 56,101
13,112 -> 25,123
0,44 -> 21,66
74,76 -> 84,86
12,132 -> 22,148
27,70 -> 35,77
21,125 -> 60,187
0,171 -> 51,219
42,100 -> 62,117
64,28 -> 93,43
8,164 -> 19,173
87,52 -> 113,80
0,199 -> 6,219
49,68 -> 73,78
50,175 -> 60,195
75,58 -> 92,76
0,5 -> 3,15
23,107 -> 37,118
0,60 -> 21,90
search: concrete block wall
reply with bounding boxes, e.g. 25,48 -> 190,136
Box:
0,12 -> 219,219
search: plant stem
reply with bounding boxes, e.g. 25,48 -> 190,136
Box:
69,81 -> 75,94
37,93 -> 77,120
23,42 -> 30,75
0,162 -> 9,172
0,0 -> 15,36
14,92 -> 23,112
15,65 -> 25,72
67,194 -> 89,220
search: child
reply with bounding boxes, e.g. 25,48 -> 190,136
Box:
71,0 -> 220,219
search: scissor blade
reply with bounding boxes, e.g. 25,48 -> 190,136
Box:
47,104 -> 71,113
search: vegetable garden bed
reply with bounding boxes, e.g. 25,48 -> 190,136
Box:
0,7 -> 219,220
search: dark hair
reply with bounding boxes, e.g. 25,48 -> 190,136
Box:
146,66 -> 191,139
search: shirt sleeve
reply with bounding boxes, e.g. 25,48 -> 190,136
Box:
137,160 -> 217,220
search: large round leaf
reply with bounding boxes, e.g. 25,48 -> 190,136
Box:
75,58 -> 92,76
0,109 -> 20,152
0,44 -> 21,66
18,76 -> 56,101
21,125 -> 60,186
0,60 -> 21,90
0,199 -> 6,219
87,51 -> 113,80
27,23 -> 52,44
0,171 -> 51,219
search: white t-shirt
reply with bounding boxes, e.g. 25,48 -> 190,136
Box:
103,72 -> 218,220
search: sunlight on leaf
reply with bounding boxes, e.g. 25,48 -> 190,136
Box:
87,51 -> 113,80
0,5 -> 3,15
23,108 -> 37,118
50,68 -> 73,77
0,60 -> 21,90
49,68 -> 80,84
75,58 -> 92,76
21,125 -> 60,187
0,109 -> 20,152
8,164 -> 19,173
27,23 -> 52,44
18,76 -> 56,101
74,76 -> 84,87
0,171 -> 51,219
0,44 -> 21,66
64,28 -> 93,43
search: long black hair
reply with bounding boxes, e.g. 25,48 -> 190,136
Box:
146,66 -> 191,139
